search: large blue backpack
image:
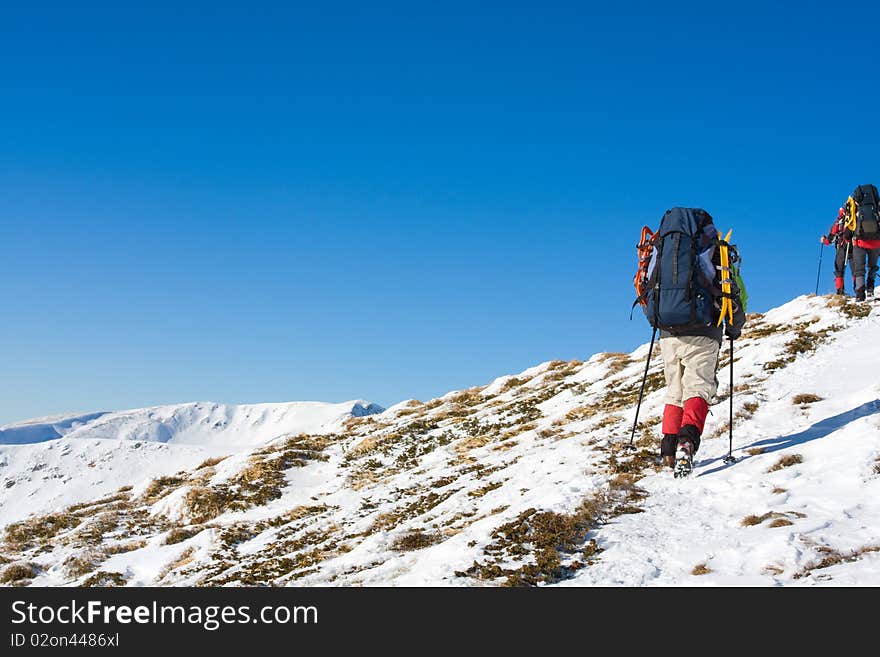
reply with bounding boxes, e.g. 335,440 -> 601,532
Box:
642,207 -> 718,333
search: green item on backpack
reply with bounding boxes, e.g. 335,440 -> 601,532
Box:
732,260 -> 748,313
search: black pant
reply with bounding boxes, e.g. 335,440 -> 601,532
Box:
833,245 -> 849,279
851,246 -> 879,292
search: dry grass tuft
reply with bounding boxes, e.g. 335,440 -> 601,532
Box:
599,352 -> 632,374
0,562 -> 37,584
4,513 -> 81,550
827,295 -> 873,319
741,510 -> 804,527
184,487 -> 233,525
64,552 -> 104,579
792,394 -> 823,405
794,544 -> 880,579
469,481 -> 503,498
196,456 -> 228,470
164,527 -> 203,545
142,476 -> 188,502
157,547 -> 196,581
768,454 -> 803,472
768,518 -> 793,528
691,563 -> 712,576
454,435 -> 492,455
81,571 -> 127,587
391,530 -> 443,552
741,513 -> 774,527
501,377 -> 528,392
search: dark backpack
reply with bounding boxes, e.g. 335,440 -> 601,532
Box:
642,207 -> 717,334
852,184 -> 880,240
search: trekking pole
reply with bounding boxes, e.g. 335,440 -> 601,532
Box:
723,336 -> 736,464
627,326 -> 658,450
814,240 -> 824,295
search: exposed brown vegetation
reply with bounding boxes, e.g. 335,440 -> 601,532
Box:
184,434 -> 331,522
599,352 -> 632,375
768,518 -> 793,528
793,544 -> 880,579
741,513 -> 774,527
501,377 -> 527,392
0,562 -> 36,584
4,513 -> 81,550
391,530 -> 443,551
741,510 -> 805,527
142,476 -> 188,503
768,454 -> 803,472
459,475 -> 647,586
827,295 -> 873,319
64,551 -> 104,580
691,563 -> 712,576
165,527 -> 203,545
792,393 -> 823,405
469,481 -> 504,498
197,456 -> 228,470
81,571 -> 127,587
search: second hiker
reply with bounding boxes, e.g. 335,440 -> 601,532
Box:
822,206 -> 853,295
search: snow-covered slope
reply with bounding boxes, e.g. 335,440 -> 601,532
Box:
0,400 -> 383,527
2,295 -> 879,587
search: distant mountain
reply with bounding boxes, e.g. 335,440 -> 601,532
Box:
0,400 -> 383,527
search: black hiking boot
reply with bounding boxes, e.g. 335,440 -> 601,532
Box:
836,287 -> 845,295
673,441 -> 693,478
856,286 -> 867,302
673,425 -> 701,479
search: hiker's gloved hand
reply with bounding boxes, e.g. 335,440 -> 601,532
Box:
725,326 -> 741,340
822,235 -> 831,246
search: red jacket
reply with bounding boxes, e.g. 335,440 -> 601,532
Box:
855,237 -> 880,249
827,209 -> 851,245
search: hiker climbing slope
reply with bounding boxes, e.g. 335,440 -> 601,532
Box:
634,208 -> 746,478
845,184 -> 880,301
822,206 -> 853,295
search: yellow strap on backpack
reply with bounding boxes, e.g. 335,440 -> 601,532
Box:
846,196 -> 858,232
716,230 -> 735,327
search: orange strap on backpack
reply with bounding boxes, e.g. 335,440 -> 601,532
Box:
633,226 -> 655,307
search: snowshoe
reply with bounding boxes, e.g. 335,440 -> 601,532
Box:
673,441 -> 694,478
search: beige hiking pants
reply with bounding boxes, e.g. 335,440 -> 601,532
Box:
659,335 -> 720,406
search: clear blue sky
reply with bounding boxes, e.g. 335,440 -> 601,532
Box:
1,1 -> 877,424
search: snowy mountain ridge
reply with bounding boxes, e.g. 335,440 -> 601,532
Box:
0,400 -> 384,528
1,294 -> 879,587
0,400 -> 384,446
